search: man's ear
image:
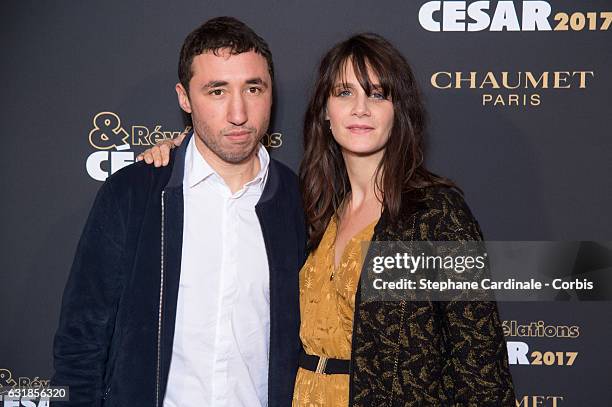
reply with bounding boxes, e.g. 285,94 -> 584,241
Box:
176,83 -> 192,114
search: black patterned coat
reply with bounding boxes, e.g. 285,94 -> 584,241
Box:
348,186 -> 515,406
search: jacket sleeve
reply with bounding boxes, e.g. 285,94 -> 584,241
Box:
51,180 -> 127,406
429,190 -> 516,406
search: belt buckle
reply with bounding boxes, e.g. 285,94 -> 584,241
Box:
315,355 -> 328,374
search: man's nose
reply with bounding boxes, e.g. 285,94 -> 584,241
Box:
227,93 -> 248,126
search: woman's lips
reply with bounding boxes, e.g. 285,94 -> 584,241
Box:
347,124 -> 374,134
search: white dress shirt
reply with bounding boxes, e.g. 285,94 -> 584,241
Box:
163,137 -> 271,407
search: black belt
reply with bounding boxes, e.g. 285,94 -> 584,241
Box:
299,349 -> 350,375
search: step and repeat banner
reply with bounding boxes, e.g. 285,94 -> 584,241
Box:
1,0 -> 611,405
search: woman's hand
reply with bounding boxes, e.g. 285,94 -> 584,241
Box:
135,132 -> 187,167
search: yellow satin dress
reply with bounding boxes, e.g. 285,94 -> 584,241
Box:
292,216 -> 377,407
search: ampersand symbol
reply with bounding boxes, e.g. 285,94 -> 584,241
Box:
0,368 -> 17,389
89,112 -> 130,150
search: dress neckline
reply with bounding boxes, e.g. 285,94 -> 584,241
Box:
330,215 -> 379,275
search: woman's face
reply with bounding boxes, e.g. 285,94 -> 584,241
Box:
326,61 -> 394,157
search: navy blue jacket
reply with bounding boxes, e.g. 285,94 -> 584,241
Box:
52,133 -> 306,406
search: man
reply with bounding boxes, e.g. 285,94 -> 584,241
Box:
52,17 -> 306,407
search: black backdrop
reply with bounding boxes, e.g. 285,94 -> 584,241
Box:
1,1 -> 611,404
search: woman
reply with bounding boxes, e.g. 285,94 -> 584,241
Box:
140,33 -> 515,406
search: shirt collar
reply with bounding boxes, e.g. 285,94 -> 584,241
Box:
249,142 -> 270,193
185,136 -> 270,193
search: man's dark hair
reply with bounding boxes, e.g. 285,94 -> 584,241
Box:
178,16 -> 274,93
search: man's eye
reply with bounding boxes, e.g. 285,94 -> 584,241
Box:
247,87 -> 262,95
209,89 -> 224,96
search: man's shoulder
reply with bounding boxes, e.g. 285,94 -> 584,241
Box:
102,159 -> 173,196
269,158 -> 297,179
261,158 -> 303,215
269,158 -> 299,190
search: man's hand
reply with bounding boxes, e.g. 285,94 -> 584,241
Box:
136,132 -> 187,167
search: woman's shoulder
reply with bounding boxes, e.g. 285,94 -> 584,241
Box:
414,184 -> 463,205
399,185 -> 483,241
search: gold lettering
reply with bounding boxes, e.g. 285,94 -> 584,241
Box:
502,320 -> 511,336
480,72 -> 500,89
431,72 -> 452,89
516,395 -> 529,407
525,72 -> 549,89
569,325 -> 580,337
517,324 -> 530,336
455,71 -> 477,89
515,395 -> 564,407
502,72 -> 522,89
556,325 -> 570,337
494,94 -> 505,106
482,94 -> 493,105
572,71 -> 594,88
553,71 -> 571,88
549,396 -> 564,407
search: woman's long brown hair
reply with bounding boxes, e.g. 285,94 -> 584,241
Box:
299,33 -> 455,250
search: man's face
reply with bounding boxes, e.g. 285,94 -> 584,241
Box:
176,49 -> 272,164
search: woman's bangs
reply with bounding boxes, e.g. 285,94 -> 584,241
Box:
331,48 -> 391,99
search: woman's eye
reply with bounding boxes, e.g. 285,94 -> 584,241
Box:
370,92 -> 386,100
337,90 -> 352,97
